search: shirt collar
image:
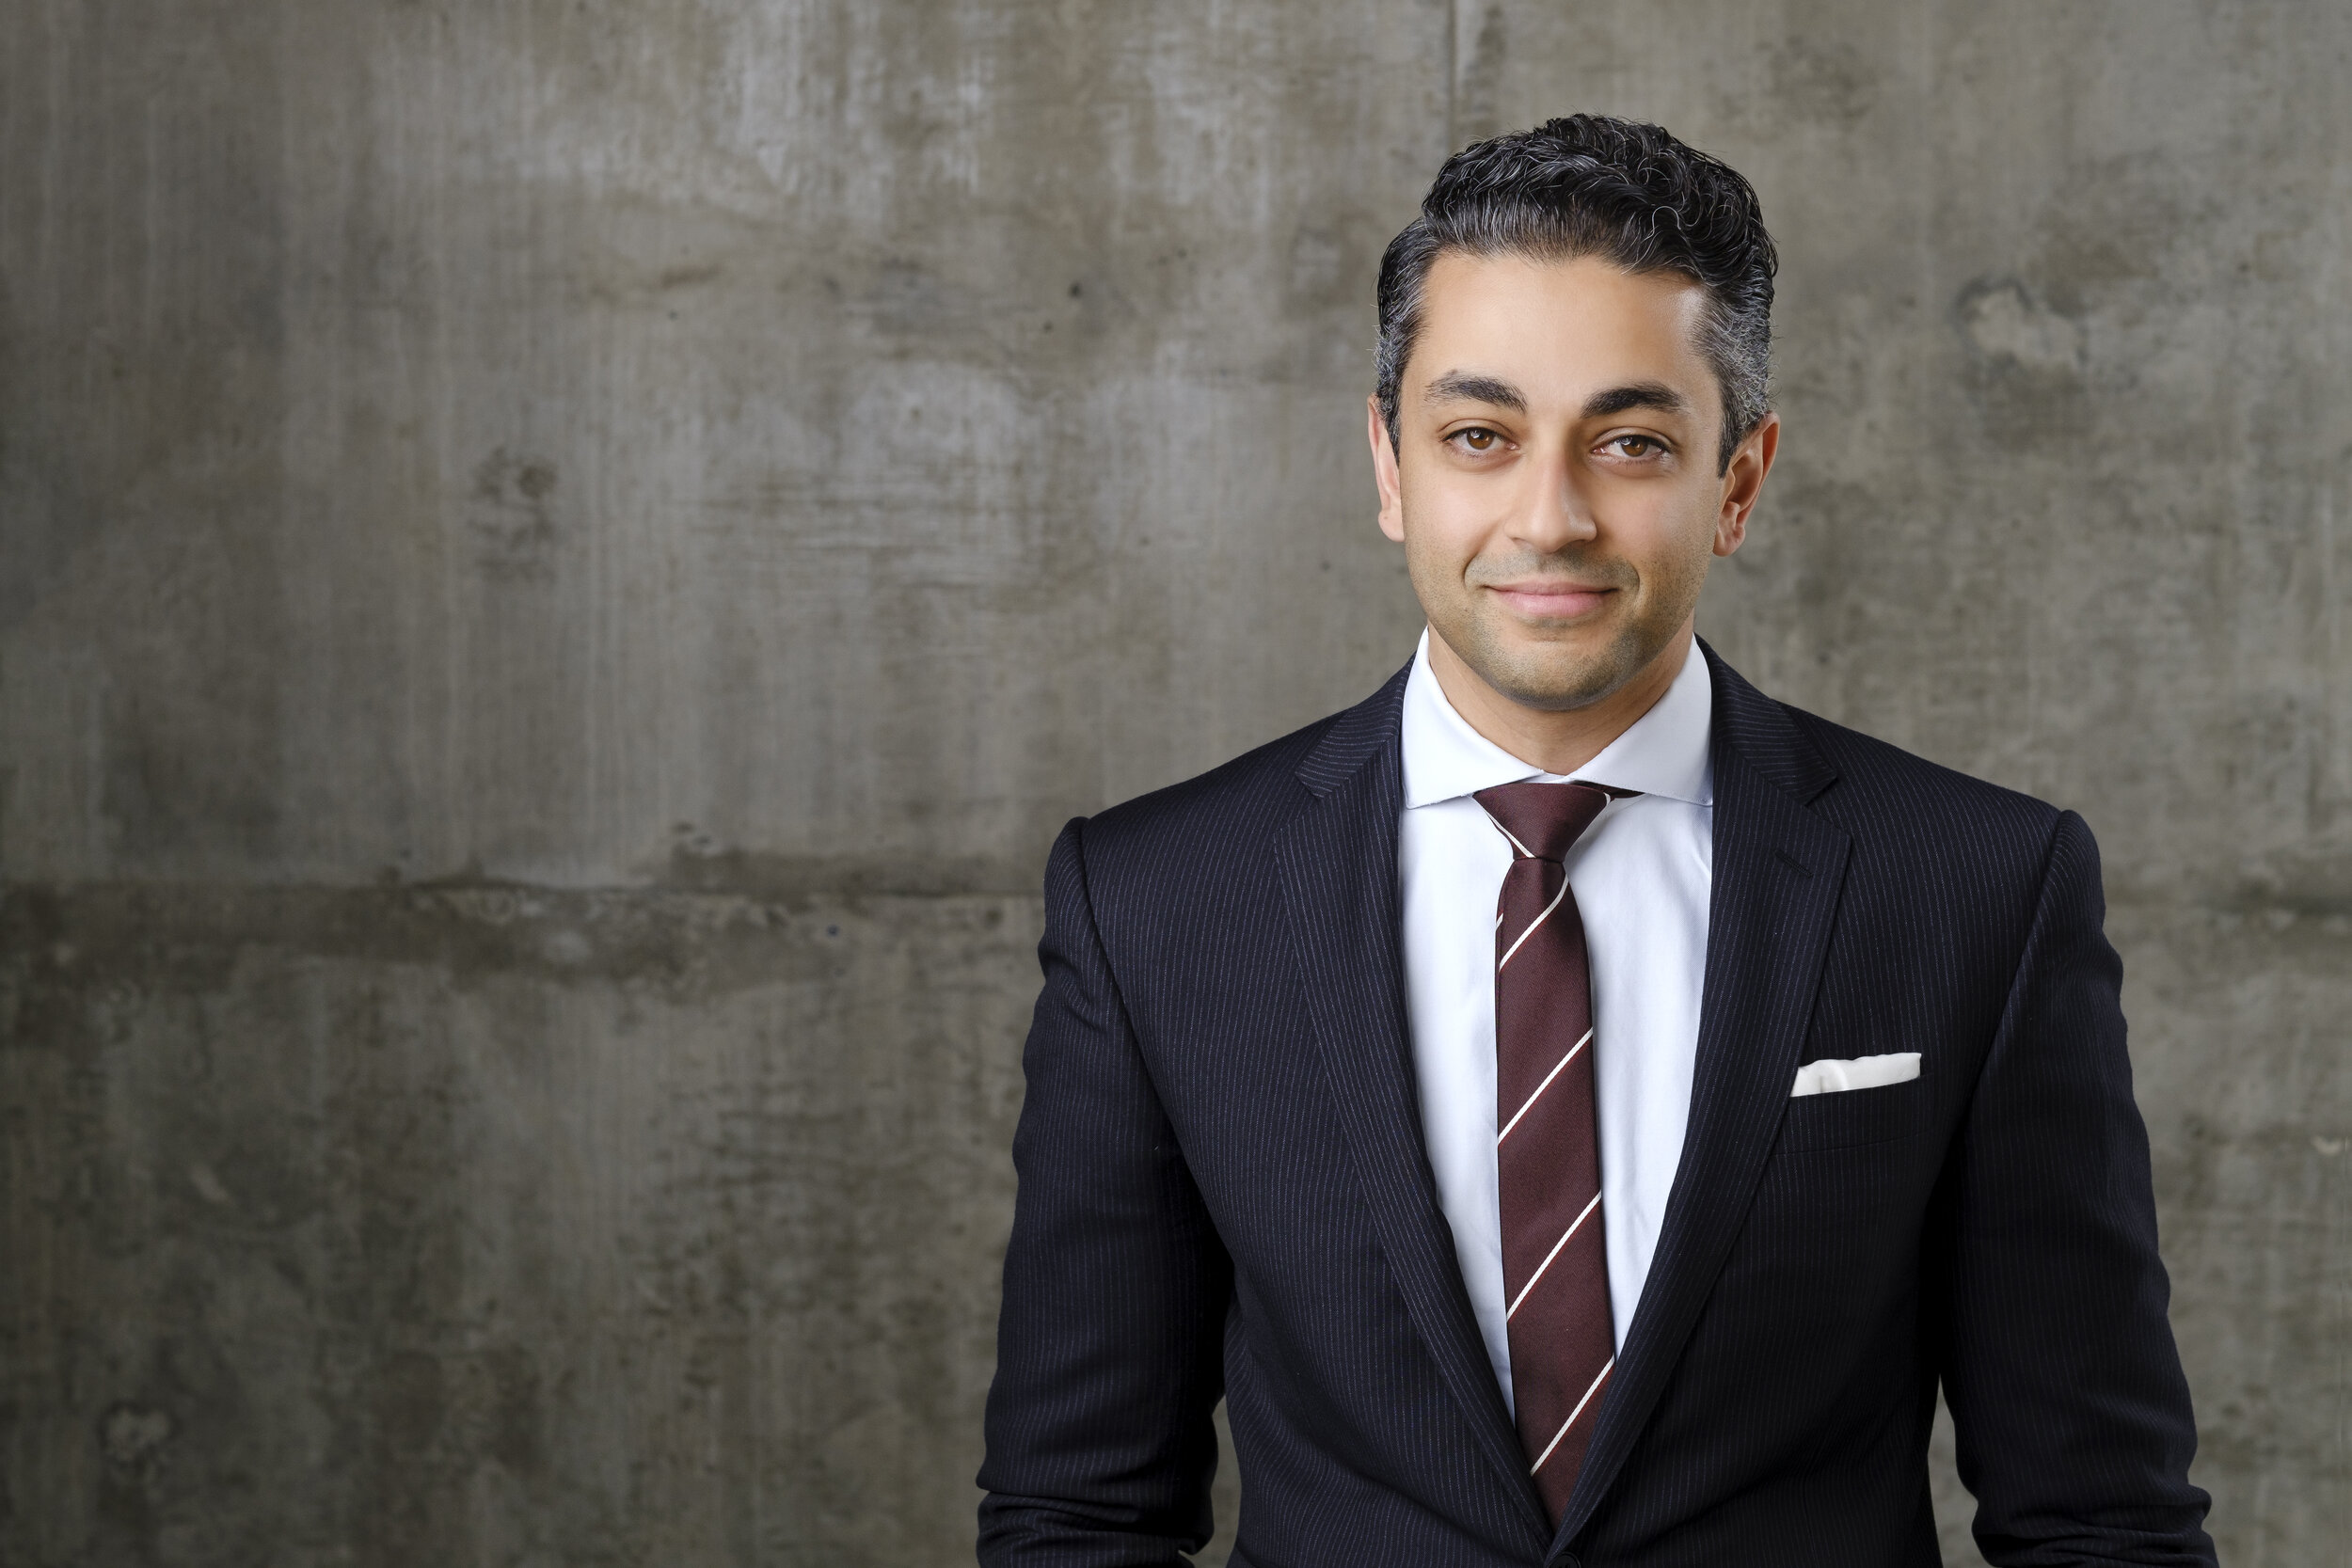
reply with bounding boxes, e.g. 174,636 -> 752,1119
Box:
1399,626 -> 1715,810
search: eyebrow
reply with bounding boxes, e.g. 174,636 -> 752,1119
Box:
1581,381 -> 1690,420
1422,372 -> 1691,421
1422,372 -> 1527,412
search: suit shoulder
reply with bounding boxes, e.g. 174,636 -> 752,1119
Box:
1705,645 -> 2068,866
1783,704 -> 2070,867
1073,708 -> 1338,875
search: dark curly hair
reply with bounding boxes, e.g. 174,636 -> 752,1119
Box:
1375,116 -> 1777,473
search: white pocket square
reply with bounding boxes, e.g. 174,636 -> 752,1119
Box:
1789,1053 -> 1921,1098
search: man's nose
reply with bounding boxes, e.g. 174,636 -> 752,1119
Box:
1508,441 -> 1598,553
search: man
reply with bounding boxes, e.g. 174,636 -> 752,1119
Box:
977,117 -> 2214,1566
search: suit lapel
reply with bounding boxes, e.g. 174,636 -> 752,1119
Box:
1276,668 -> 1553,1543
1553,642 -> 1853,1551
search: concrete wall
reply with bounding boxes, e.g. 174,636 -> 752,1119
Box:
2,2 -> 2343,1562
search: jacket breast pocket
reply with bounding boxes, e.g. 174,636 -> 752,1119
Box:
1776,1074 -> 1931,1153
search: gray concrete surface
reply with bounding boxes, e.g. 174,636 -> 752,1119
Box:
2,1 -> 2344,1562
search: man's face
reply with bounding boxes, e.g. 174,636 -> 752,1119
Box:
1371,251 -> 1775,712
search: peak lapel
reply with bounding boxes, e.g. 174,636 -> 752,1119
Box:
1553,643 -> 1853,1551
1275,668 -> 1551,1544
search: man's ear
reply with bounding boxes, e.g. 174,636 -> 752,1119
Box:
1370,396 -> 1406,544
1713,410 -> 1779,558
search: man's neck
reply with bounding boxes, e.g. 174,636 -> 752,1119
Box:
1425,624 -> 1694,778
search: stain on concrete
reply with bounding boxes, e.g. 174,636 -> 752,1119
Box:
1451,2 -> 1509,147
1764,38 -> 1878,127
1959,278 -> 2087,373
469,449 -> 564,582
97,1404 -> 175,1480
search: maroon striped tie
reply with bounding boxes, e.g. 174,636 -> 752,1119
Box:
1475,781 -> 1618,1526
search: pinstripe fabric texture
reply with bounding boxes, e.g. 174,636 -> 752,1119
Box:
978,642 -> 2215,1568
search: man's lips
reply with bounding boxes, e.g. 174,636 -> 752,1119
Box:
1486,582 -> 1616,619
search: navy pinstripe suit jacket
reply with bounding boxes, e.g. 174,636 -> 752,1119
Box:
977,644 -> 2215,1567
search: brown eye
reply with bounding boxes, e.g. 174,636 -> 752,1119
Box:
1611,435 -> 1664,458
1457,428 -> 1500,452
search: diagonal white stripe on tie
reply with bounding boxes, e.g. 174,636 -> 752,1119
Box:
1505,1190 -> 1603,1321
1496,873 -> 1572,973
1498,1029 -> 1593,1145
1483,810 -> 1534,859
1531,1358 -> 1614,1474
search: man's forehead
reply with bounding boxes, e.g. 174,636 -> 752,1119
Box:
1412,249 -> 1712,404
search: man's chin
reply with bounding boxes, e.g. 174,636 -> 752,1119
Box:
1455,626 -> 1645,712
1465,648 -> 1636,712
1483,673 -> 1628,713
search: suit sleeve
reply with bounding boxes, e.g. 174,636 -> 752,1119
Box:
976,818 -> 1232,1566
1939,810 -> 2217,1565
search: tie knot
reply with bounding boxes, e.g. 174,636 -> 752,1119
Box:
1473,781 -> 1613,863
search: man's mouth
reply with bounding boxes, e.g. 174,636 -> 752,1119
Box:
1486,582 -> 1616,620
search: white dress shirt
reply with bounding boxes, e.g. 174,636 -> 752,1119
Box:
1396,628 -> 1714,1412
